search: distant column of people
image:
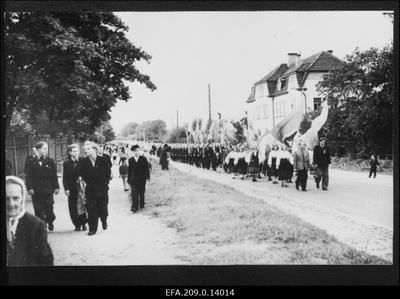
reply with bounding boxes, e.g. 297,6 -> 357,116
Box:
157,137 -> 336,192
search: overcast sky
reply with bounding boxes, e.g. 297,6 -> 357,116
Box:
109,10 -> 393,133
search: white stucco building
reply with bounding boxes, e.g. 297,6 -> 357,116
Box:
246,50 -> 343,135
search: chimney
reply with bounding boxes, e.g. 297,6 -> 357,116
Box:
288,53 -> 301,67
327,50 -> 333,54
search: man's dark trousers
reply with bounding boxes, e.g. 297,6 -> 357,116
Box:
86,195 -> 108,232
296,168 -> 308,191
32,193 -> 56,224
131,184 -> 146,211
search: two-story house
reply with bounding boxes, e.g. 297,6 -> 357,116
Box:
246,50 -> 343,134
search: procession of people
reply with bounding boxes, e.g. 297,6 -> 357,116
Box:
5,139 -> 152,265
158,138 -> 331,192
6,135 -> 332,265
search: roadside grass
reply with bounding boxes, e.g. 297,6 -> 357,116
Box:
143,161 -> 390,265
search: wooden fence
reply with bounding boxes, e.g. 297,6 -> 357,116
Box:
5,132 -> 86,177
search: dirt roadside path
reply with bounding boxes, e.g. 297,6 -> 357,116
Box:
24,164 -> 188,266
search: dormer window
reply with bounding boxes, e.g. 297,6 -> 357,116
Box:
289,75 -> 296,89
257,85 -> 264,97
280,79 -> 287,90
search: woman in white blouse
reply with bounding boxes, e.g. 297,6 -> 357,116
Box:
276,144 -> 294,187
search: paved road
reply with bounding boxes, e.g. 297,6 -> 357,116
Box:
263,168 -> 393,229
171,161 -> 394,262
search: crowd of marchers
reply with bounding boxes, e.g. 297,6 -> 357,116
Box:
161,138 -> 332,192
6,136 -> 381,266
5,140 -> 153,266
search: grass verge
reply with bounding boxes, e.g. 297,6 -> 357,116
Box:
143,160 -> 390,265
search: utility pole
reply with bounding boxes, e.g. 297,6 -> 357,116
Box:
177,110 -> 179,131
208,84 -> 211,123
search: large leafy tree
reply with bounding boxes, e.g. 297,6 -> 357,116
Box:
316,44 -> 393,158
5,12 -> 156,136
140,119 -> 168,141
96,121 -> 116,142
119,121 -> 140,138
119,119 -> 167,141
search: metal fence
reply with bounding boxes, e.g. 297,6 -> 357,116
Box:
5,132 -> 86,177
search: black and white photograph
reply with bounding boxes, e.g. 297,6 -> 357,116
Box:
2,1 -> 398,287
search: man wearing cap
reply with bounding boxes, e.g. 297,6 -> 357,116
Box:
313,137 -> 331,190
128,144 -> 150,213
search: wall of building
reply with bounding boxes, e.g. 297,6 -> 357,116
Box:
247,72 -> 328,135
302,72 -> 326,112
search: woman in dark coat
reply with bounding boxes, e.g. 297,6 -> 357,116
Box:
6,175 -> 54,266
63,144 -> 87,231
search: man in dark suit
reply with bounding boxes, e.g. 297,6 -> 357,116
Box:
25,142 -> 60,231
79,141 -> 112,235
24,146 -> 38,174
313,137 -> 331,191
6,175 -> 54,266
63,143 -> 87,231
128,144 -> 150,213
293,140 -> 310,191
98,144 -> 113,169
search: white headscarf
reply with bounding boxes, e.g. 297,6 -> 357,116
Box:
6,176 -> 27,242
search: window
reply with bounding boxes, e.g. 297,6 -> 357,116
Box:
278,102 -> 281,117
258,85 -> 264,97
314,97 -> 322,110
289,76 -> 296,89
275,102 -> 285,118
290,98 -> 296,110
252,107 -> 256,120
263,104 -> 268,119
257,105 -> 261,120
280,79 -> 287,90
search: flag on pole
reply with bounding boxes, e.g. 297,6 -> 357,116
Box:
257,132 -> 279,162
222,121 -> 237,144
194,119 -> 200,144
269,96 -> 305,142
245,112 -> 259,148
298,100 -> 329,149
258,96 -> 305,160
